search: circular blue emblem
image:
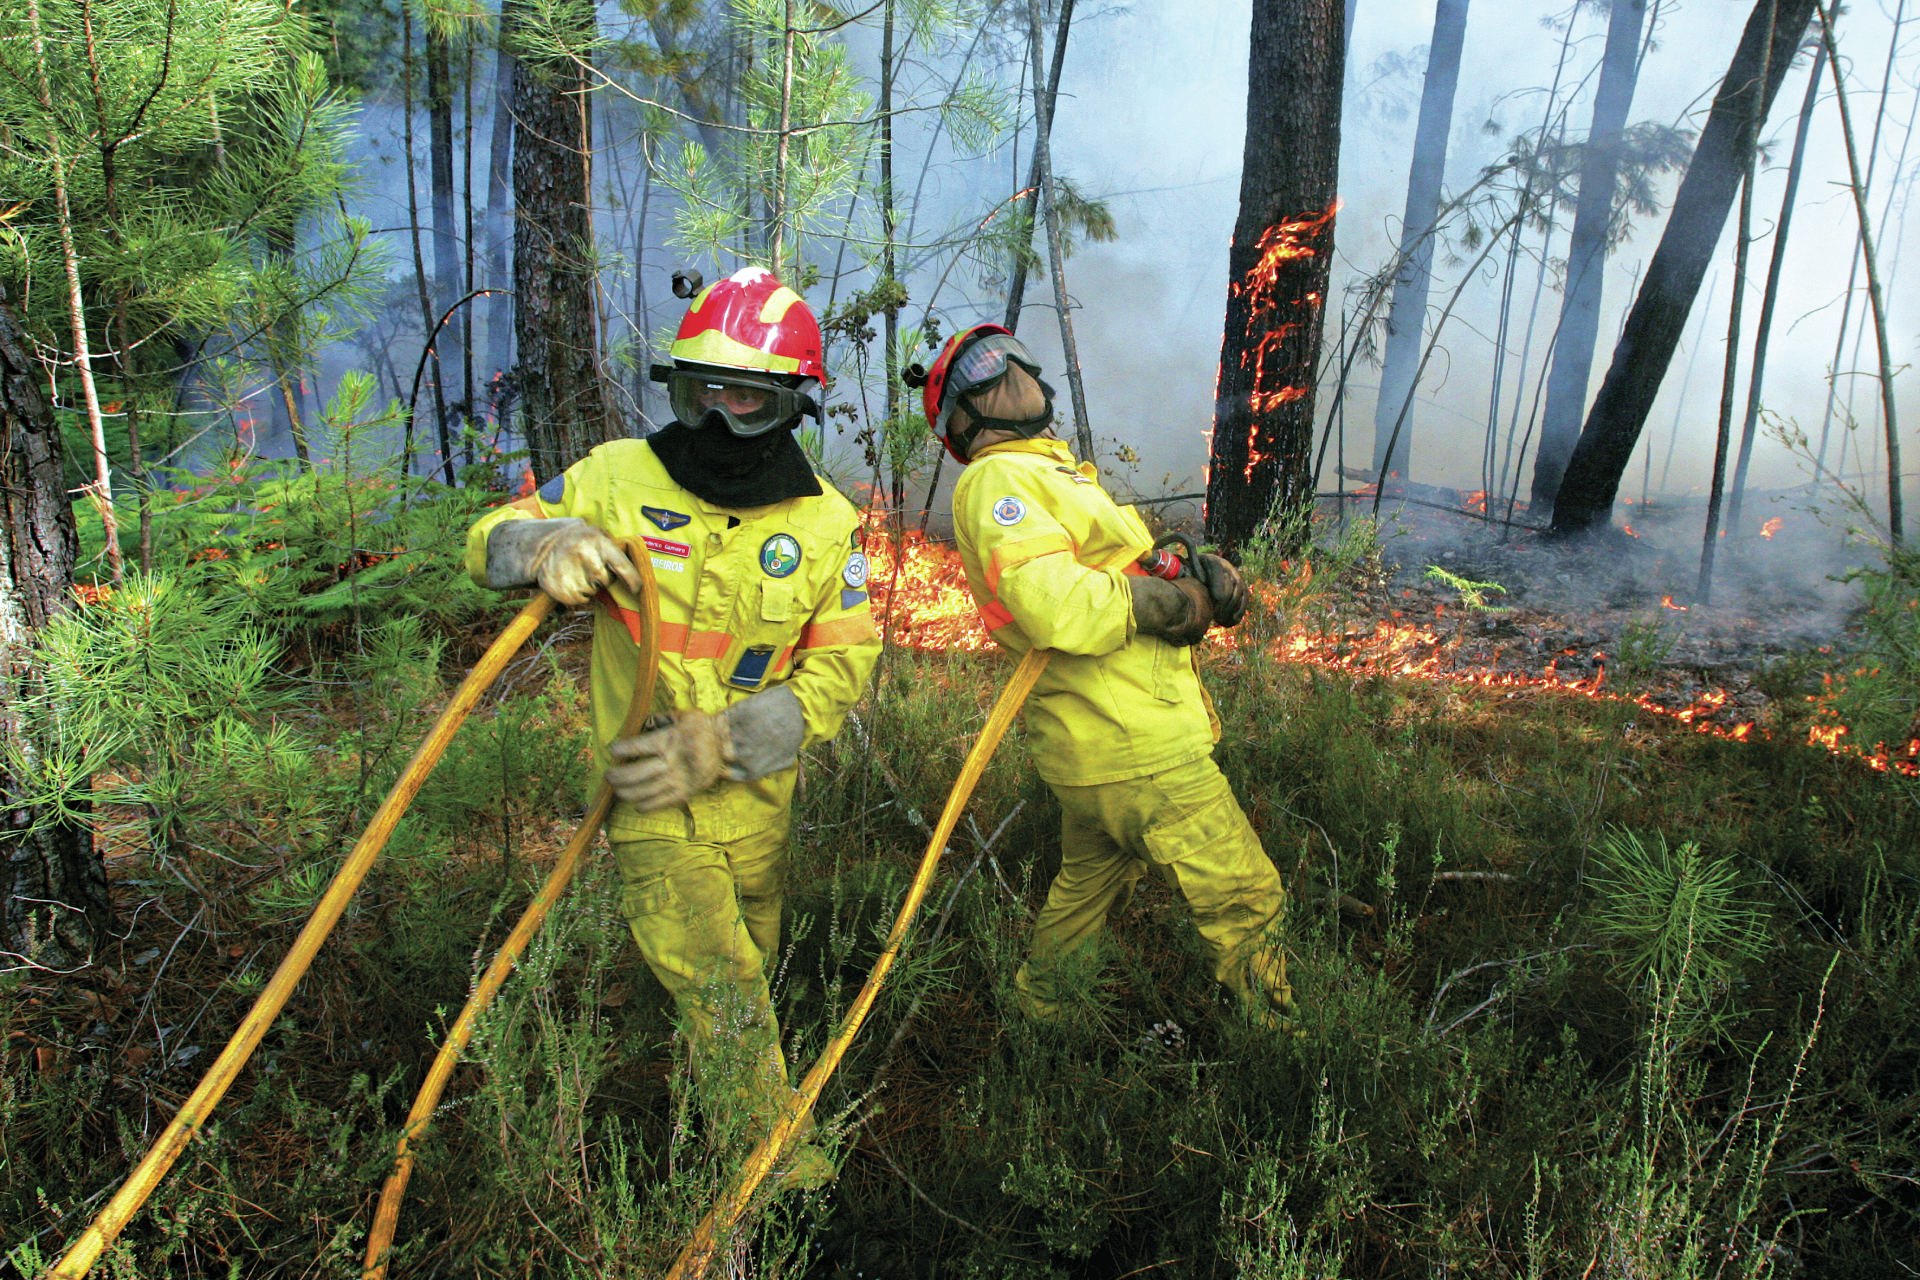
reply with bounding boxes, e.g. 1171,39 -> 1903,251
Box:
760,533 -> 802,578
843,552 -> 871,588
992,496 -> 1027,527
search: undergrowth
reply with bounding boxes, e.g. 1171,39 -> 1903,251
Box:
4,497 -> 1920,1278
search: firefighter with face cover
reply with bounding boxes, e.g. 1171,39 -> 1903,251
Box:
467,267 -> 881,1187
906,324 -> 1293,1029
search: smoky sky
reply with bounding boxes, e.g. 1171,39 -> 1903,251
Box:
1018,0 -> 1915,518
324,0 -> 1914,527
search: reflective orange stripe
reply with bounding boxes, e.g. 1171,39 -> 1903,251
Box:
977,599 -> 1014,631
594,594 -> 731,658
509,495 -> 544,516
799,614 -> 880,649
985,532 -> 1073,592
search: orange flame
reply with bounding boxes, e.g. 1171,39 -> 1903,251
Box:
856,526 -> 1917,776
1661,596 -> 1688,611
1760,517 -> 1784,540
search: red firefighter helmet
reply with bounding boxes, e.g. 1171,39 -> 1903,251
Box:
659,266 -> 825,436
907,323 -> 1052,462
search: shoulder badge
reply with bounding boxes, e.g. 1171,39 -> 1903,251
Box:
538,473 -> 567,504
760,533 -> 803,578
991,496 -> 1027,527
643,505 -> 692,531
843,552 -> 871,588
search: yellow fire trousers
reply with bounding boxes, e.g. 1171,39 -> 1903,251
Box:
1015,756 -> 1293,1026
611,824 -> 803,1140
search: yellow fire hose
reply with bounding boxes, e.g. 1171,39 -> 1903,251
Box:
665,646 -> 1052,1280
48,592 -> 561,1280
362,546 -> 660,1279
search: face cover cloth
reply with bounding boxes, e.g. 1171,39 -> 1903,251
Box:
647,420 -> 823,508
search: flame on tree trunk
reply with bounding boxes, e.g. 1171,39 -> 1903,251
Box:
1207,0 -> 1344,556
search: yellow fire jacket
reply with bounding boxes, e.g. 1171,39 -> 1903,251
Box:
467,438 -> 881,842
951,437 -> 1219,787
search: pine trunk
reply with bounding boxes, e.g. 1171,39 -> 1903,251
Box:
486,39 -> 515,407
511,0 -> 610,480
0,296 -> 109,967
1206,0 -> 1344,554
428,27 -> 465,441
1549,0 -> 1817,536
1369,0 -> 1469,484
1530,0 -> 1646,518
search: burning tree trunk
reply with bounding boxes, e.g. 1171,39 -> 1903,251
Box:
512,0 -> 611,481
1207,0 -> 1344,555
0,295 -> 110,968
1530,0 -> 1647,519
1549,0 -> 1817,538
1369,0 -> 1469,484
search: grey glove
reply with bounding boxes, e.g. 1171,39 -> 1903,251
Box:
1194,554 -> 1249,628
1129,576 -> 1214,647
605,686 -> 805,812
485,517 -> 641,606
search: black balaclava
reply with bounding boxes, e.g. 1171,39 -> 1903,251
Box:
647,418 -> 822,508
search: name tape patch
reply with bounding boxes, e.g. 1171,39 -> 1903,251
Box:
644,535 -> 691,559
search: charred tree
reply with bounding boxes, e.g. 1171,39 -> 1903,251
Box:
512,0 -> 611,480
1550,0 -> 1817,537
1370,0 -> 1469,484
1727,40 -> 1824,534
427,21 -> 465,473
485,39 -> 515,411
1530,0 -> 1647,519
1206,0 -> 1344,554
0,296 -> 109,968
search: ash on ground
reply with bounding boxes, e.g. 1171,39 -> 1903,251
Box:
1295,488 -> 1884,737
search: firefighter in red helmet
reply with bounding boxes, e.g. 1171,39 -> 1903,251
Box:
468,267 -> 880,1187
907,324 -> 1293,1029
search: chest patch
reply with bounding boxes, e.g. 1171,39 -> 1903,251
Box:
843,552 -> 870,589
643,535 -> 691,559
1055,465 -> 1094,485
992,496 -> 1027,527
759,533 -> 802,578
643,505 -> 692,532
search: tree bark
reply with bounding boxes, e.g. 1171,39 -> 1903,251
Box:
1530,0 -> 1647,518
428,23 -> 465,475
0,295 -> 109,968
511,0 -> 611,480
486,38 -> 515,413
1727,40 -> 1825,533
1549,0 -> 1816,537
1206,0 -> 1345,554
1002,0 -> 1074,334
1026,0 -> 1094,463
1369,0 -> 1469,483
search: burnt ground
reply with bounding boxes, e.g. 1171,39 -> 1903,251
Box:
1327,489 -> 1876,742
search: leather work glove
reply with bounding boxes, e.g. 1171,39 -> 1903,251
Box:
607,685 -> 806,812
1128,575 -> 1214,647
1148,533 -> 1249,630
485,517 -> 642,606
1194,553 -> 1249,629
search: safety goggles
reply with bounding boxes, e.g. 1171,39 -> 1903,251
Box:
663,367 -> 816,437
937,334 -> 1043,434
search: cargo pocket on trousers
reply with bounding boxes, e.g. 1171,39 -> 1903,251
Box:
1140,789 -> 1272,930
